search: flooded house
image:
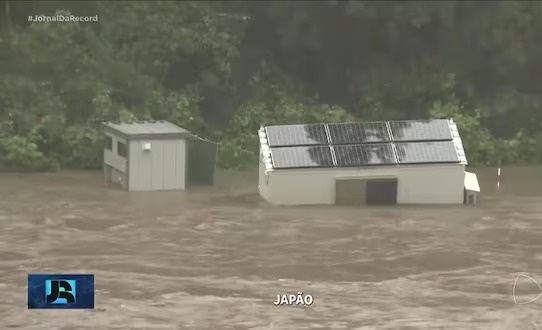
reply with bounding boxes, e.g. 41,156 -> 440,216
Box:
258,119 -> 480,206
103,120 -> 218,191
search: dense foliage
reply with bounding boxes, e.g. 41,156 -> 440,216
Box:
1,1 -> 541,170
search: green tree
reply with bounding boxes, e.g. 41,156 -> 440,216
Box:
1,1 -> 541,171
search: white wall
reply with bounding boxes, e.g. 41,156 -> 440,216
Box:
258,156 -> 270,200
395,165 -> 464,204
261,164 -> 465,205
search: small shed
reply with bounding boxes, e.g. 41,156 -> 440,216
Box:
464,171 -> 480,205
103,120 -> 218,191
258,119 -> 481,206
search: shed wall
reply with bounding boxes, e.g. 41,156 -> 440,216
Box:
261,164 -> 465,205
109,165 -> 128,189
103,133 -> 127,173
128,139 -> 186,191
176,139 -> 186,190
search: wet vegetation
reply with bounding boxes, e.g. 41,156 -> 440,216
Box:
1,1 -> 542,171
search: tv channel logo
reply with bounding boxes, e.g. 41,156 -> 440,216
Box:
28,274 -> 94,309
45,279 -> 76,304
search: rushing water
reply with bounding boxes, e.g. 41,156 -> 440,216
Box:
0,166 -> 542,329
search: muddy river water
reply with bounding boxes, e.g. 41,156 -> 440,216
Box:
1,166 -> 542,329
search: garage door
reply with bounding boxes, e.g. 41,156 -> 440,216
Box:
335,178 -> 398,205
335,179 -> 368,205
366,179 -> 398,205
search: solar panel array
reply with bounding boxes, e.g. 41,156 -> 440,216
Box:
334,144 -> 396,167
389,119 -> 452,142
327,122 -> 390,144
266,124 -> 328,147
395,141 -> 459,164
265,120 -> 460,169
271,146 -> 334,169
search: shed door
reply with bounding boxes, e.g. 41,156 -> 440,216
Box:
366,179 -> 398,205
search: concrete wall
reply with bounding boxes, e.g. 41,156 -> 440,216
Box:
128,139 -> 186,191
260,164 -> 466,205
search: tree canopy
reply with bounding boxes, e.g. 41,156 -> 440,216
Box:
1,0 -> 541,170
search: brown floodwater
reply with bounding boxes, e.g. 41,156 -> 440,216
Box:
1,166 -> 542,329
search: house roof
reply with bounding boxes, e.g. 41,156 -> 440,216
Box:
103,120 -> 191,140
258,119 -> 468,171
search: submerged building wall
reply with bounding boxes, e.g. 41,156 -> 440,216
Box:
260,164 -> 465,205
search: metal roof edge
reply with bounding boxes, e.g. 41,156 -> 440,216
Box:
258,126 -> 274,172
102,120 -> 198,142
448,119 -> 468,165
126,132 -> 192,141
268,162 -> 464,172
387,118 -> 449,124
103,125 -> 129,140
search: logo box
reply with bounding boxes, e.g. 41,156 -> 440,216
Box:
28,274 -> 95,309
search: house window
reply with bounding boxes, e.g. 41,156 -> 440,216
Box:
105,136 -> 113,151
117,141 -> 127,158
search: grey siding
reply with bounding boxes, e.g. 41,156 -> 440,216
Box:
151,141 -> 164,190
176,140 -> 186,190
128,141 -> 139,190
128,139 -> 185,191
128,141 -> 151,191
163,141 -> 178,190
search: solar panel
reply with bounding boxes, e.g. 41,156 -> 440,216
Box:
395,141 -> 460,164
333,143 -> 397,167
266,124 -> 328,147
328,122 -> 391,144
389,119 -> 452,142
270,146 -> 334,169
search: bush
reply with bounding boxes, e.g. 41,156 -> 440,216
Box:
0,136 -> 58,171
430,100 -> 500,166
